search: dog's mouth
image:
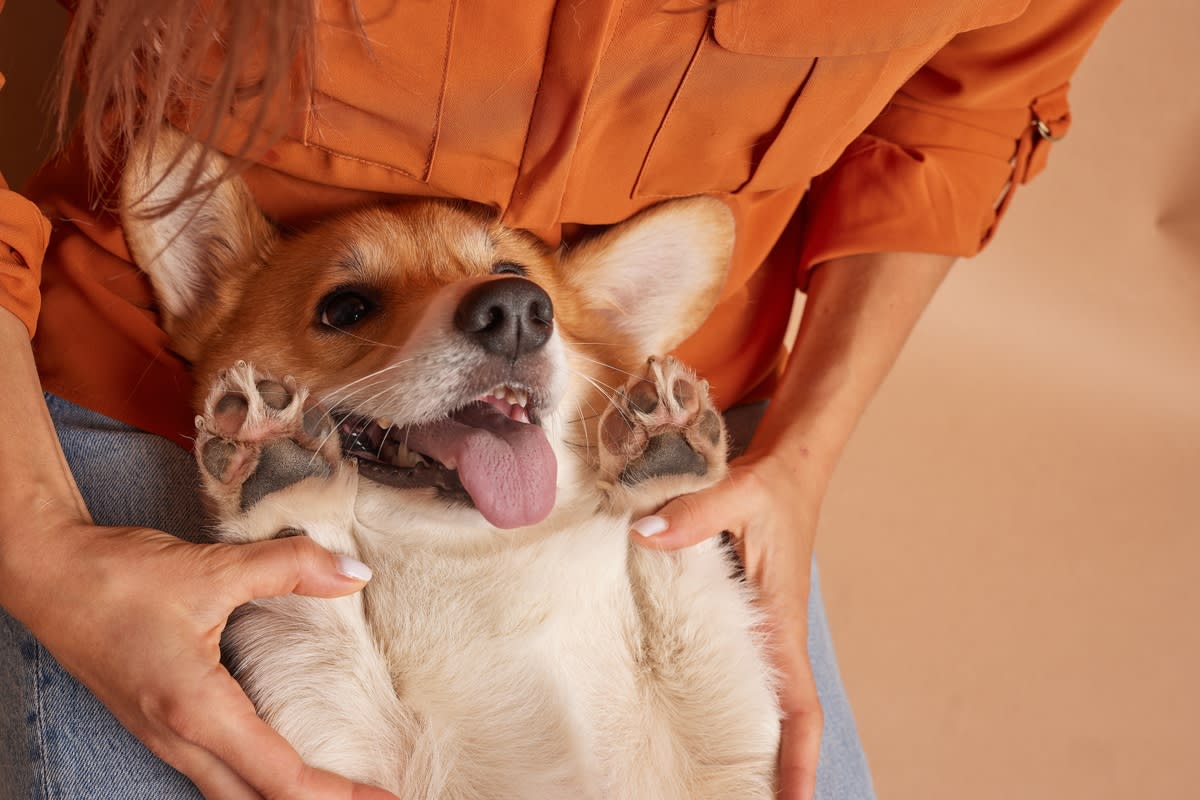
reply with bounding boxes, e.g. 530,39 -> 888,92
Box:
337,386 -> 557,530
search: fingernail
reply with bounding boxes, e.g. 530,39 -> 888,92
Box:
631,515 -> 669,537
336,554 -> 373,582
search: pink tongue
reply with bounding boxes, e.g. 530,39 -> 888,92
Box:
403,404 -> 557,529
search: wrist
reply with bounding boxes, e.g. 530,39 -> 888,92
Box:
740,387 -> 855,487
0,309 -> 94,613
742,251 -> 954,485
746,437 -> 833,500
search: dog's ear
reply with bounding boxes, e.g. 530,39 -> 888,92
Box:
120,127 -> 275,362
560,197 -> 733,357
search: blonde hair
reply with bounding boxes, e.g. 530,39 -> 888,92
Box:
58,0 -> 321,206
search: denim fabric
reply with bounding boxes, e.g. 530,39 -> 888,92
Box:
809,568 -> 877,799
0,394 -> 205,800
0,394 -> 874,798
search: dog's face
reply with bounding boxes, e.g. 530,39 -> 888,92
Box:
122,130 -> 733,531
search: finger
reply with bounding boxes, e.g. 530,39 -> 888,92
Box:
630,481 -> 742,551
168,740 -> 262,800
193,669 -> 398,800
777,708 -> 823,800
774,643 -> 824,800
121,707 -> 262,800
219,535 -> 373,605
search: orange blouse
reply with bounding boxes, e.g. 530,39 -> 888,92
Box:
0,0 -> 1119,447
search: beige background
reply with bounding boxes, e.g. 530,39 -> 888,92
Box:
2,2 -> 1197,798
814,2 -> 1200,798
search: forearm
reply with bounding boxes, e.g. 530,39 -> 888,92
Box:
0,306 -> 91,610
635,252 -> 958,795
745,251 -> 955,496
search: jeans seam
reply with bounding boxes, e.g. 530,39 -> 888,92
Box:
31,643 -> 53,800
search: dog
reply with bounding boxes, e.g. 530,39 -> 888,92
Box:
121,128 -> 780,799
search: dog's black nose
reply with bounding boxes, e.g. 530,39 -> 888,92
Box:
454,278 -> 554,360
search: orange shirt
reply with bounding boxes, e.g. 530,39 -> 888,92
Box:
0,0 -> 1118,447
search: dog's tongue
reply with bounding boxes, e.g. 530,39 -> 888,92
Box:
404,404 -> 556,529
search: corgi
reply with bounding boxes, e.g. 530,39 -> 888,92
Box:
120,129 -> 780,799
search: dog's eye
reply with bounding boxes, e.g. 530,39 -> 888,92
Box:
319,290 -> 376,329
492,262 -> 526,277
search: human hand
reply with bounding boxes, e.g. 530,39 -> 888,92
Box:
631,451 -> 825,800
4,519 -> 396,800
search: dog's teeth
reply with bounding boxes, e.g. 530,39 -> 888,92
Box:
376,416 -> 393,430
483,386 -> 529,409
386,443 -> 425,468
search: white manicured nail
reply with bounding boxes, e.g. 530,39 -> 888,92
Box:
632,516 -> 669,537
336,555 -> 373,582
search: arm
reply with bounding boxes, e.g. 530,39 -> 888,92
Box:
635,3 -> 1122,798
0,5 -> 396,795
802,0 -> 1123,268
635,251 -> 952,799
0,308 -> 395,799
748,251 -> 954,495
732,252 -> 954,799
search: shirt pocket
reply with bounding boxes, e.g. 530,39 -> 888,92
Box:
632,0 -> 1029,198
295,0 -> 456,182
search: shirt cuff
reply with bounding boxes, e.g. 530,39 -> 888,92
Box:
0,188 -> 52,338
798,83 -> 1072,281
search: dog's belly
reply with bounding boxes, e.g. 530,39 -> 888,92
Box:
359,515 -> 637,796
354,512 -> 779,799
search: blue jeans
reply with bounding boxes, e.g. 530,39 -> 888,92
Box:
0,394 -> 875,798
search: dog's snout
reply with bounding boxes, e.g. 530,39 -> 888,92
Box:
455,278 -> 554,360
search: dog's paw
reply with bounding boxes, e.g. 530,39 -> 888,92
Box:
195,361 -> 343,515
598,356 -> 727,510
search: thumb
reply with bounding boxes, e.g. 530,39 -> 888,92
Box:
222,534 -> 373,604
630,480 -> 740,551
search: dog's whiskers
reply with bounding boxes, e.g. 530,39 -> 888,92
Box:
567,397 -> 592,463
375,422 -> 392,461
575,392 -> 607,425
570,353 -> 646,381
569,369 -> 643,436
568,369 -> 620,408
310,409 -> 360,465
327,328 -> 407,350
307,363 -> 421,462
318,360 -> 414,411
308,381 -> 403,466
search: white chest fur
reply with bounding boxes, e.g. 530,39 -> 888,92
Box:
224,475 -> 778,799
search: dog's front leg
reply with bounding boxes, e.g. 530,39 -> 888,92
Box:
194,362 -> 414,793
596,355 -> 728,516
596,356 -> 780,800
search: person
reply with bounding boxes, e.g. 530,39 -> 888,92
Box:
0,1 -> 1120,798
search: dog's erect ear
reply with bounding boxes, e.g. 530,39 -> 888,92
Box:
560,197 -> 734,358
120,127 -> 275,361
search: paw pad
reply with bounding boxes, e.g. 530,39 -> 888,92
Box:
597,356 -> 727,489
194,362 -> 342,513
